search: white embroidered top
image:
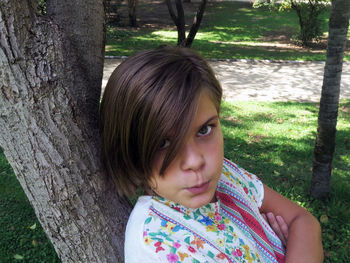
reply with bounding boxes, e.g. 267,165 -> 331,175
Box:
124,159 -> 285,263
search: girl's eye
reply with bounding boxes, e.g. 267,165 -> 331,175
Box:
159,139 -> 170,150
197,125 -> 213,136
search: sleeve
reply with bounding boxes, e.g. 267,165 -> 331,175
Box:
125,197 -> 165,263
222,158 -> 264,208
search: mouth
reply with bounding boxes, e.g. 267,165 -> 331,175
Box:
186,181 -> 210,195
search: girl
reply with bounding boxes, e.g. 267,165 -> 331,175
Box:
100,46 -> 323,263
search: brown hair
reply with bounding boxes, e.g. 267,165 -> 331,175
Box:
100,46 -> 222,197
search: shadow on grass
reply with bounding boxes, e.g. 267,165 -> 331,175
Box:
106,1 -> 342,61
220,100 -> 350,262
220,101 -> 349,192
107,35 -> 328,61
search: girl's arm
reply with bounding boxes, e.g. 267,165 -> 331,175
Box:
260,184 -> 324,263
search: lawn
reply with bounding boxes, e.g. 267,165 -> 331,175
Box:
1,100 -> 349,262
0,149 -> 60,262
106,1 -> 350,61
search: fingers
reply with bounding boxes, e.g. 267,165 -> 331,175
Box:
266,212 -> 288,247
261,212 -> 289,247
276,215 -> 289,240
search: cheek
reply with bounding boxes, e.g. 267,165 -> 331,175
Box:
208,133 -> 224,174
150,159 -> 180,191
208,131 -> 223,158
152,151 -> 165,171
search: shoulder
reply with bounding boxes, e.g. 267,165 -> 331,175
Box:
125,196 -> 162,262
125,196 -> 151,252
218,158 -> 264,208
126,196 -> 153,227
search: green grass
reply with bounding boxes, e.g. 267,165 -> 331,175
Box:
106,1 -> 350,61
1,100 -> 350,262
221,100 -> 350,262
0,149 -> 60,262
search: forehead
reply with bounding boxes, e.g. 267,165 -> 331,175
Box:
189,91 -> 219,129
165,91 -> 218,137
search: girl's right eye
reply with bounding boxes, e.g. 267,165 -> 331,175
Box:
197,124 -> 214,137
159,139 -> 170,150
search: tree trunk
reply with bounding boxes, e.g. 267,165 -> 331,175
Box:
166,0 -> 207,47
185,0 -> 207,47
175,0 -> 186,46
128,0 -> 137,27
0,0 -> 132,262
166,0 -> 186,46
309,0 -> 350,199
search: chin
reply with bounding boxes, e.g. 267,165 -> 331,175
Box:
186,192 -> 215,209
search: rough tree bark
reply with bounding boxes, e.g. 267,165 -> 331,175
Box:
0,0 -> 132,262
309,0 -> 350,199
165,0 -> 207,47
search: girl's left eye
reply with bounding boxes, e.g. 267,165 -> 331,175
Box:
159,139 -> 170,150
197,125 -> 213,136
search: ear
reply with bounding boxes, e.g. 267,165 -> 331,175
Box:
146,176 -> 158,196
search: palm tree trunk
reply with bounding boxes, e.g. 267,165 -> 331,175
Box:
310,0 -> 350,199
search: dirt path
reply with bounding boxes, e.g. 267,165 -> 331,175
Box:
106,1 -> 350,102
103,58 -> 350,102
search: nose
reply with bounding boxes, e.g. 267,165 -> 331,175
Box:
180,140 -> 205,172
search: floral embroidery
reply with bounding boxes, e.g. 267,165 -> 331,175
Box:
191,236 -> 205,249
216,238 -> 225,247
188,246 -> 196,253
166,253 -> 179,263
173,242 -> 181,249
217,252 -> 226,260
178,252 -> 189,261
144,236 -> 152,245
141,159 -> 284,263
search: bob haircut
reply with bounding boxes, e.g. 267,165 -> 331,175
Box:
100,46 -> 222,197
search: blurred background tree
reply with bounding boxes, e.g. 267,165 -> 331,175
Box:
166,0 -> 207,47
254,0 -> 329,46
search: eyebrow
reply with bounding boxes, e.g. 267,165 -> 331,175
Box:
198,115 -> 219,128
167,115 -> 219,139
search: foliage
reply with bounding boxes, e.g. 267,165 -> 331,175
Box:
37,0 -> 47,15
253,0 -> 329,46
1,101 -> 350,262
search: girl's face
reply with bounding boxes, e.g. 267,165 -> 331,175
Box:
150,91 -> 224,209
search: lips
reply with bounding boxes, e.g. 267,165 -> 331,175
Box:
186,181 -> 210,195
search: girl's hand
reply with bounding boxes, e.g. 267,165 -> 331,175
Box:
261,185 -> 323,263
261,212 -> 289,247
